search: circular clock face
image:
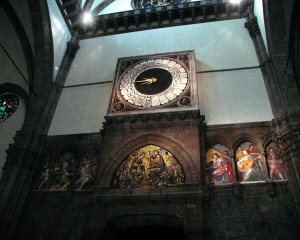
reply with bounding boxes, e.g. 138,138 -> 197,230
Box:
118,58 -> 189,109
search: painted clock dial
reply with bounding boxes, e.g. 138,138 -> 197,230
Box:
118,58 -> 189,109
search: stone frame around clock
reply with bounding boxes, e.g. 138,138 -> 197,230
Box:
107,50 -> 199,117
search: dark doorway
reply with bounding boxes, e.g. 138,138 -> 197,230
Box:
117,225 -> 185,240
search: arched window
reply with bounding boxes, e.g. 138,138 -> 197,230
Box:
133,0 -> 191,9
0,94 -> 19,122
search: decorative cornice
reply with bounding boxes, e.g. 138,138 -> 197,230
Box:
273,130 -> 300,158
80,1 -> 242,39
91,189 -> 207,204
47,132 -> 102,141
272,112 -> 300,132
245,16 -> 260,38
271,112 -> 300,157
206,121 -> 272,132
103,110 -> 204,126
66,35 -> 80,58
238,0 -> 253,16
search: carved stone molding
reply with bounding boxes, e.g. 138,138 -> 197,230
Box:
65,35 -> 80,58
78,1 -> 242,39
245,16 -> 260,38
206,121 -> 273,151
103,109 -> 203,128
273,130 -> 300,159
92,188 -> 207,204
272,112 -> 300,158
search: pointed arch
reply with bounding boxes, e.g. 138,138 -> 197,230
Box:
206,136 -> 231,151
0,1 -> 34,87
98,133 -> 199,186
231,135 -> 260,154
261,132 -> 274,150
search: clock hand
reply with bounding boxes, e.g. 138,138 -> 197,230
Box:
134,77 -> 158,85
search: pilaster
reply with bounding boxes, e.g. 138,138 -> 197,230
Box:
244,0 -> 300,224
0,32 -> 81,240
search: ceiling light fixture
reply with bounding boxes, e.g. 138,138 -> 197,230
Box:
230,0 -> 241,4
82,12 -> 93,25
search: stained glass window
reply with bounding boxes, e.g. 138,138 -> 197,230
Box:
134,0 -> 191,9
0,94 -> 19,122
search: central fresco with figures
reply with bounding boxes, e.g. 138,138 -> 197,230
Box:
111,145 -> 185,188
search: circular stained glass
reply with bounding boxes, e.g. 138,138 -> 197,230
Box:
134,0 -> 191,9
0,94 -> 19,122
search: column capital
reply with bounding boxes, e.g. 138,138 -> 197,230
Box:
66,35 -> 80,58
245,17 -> 260,38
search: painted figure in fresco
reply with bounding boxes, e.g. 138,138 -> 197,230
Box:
206,153 -> 234,184
112,145 -> 185,189
114,157 -> 132,189
158,156 -> 184,186
37,162 -> 51,190
75,156 -> 94,190
148,149 -> 166,186
222,150 -> 234,161
50,158 -> 73,191
237,144 -> 265,182
166,156 -> 185,184
267,147 -> 286,181
148,150 -> 165,173
129,151 -> 147,187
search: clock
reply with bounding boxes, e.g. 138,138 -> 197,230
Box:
118,58 -> 189,109
107,51 -> 198,115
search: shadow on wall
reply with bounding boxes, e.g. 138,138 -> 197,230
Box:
195,59 -> 215,123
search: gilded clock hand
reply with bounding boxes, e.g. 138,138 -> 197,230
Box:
134,77 -> 157,85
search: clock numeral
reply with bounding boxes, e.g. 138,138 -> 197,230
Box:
159,95 -> 169,105
151,96 -> 160,107
180,72 -> 188,78
154,59 -> 163,64
167,61 -> 176,67
162,59 -> 170,65
120,89 -> 128,95
166,92 -> 176,101
123,94 -> 129,100
135,98 -> 144,107
180,78 -> 188,84
179,67 -> 186,73
144,101 -> 151,108
168,86 -> 175,91
175,83 -> 187,90
147,59 -> 155,65
128,97 -> 136,104
173,89 -> 183,96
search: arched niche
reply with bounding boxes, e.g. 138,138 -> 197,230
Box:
98,133 -> 199,186
205,144 -> 235,185
110,144 -> 185,189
